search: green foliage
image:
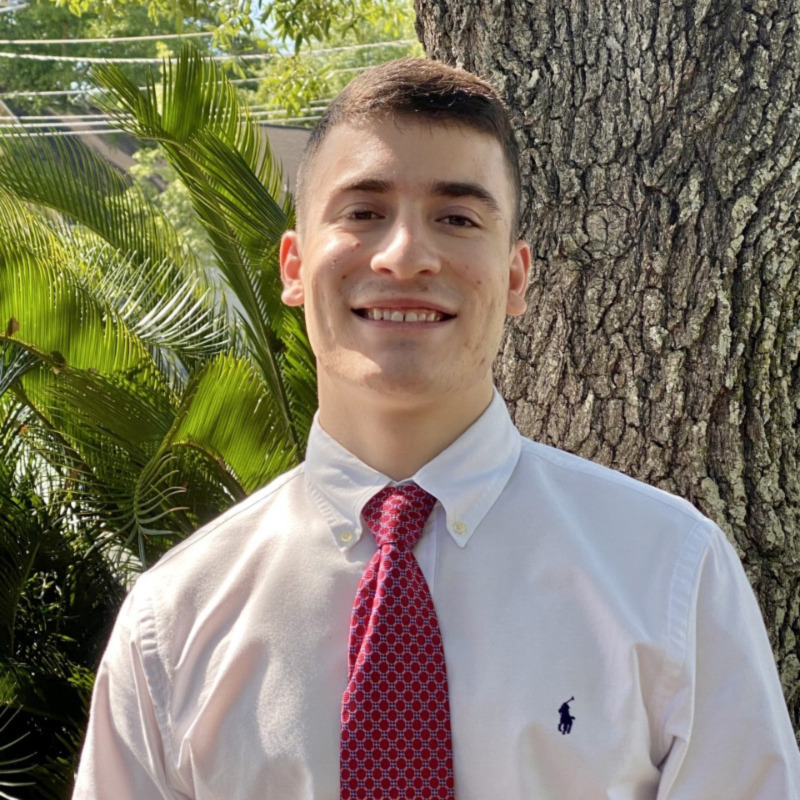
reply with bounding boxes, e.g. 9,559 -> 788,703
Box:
264,0 -> 412,50
0,1 -> 215,115
93,46 -> 315,443
49,0 -> 412,51
0,43 -> 316,558
0,708 -> 35,800
1,0 -> 417,136
0,45 -> 316,795
249,0 -> 420,122
129,147 -> 218,270
0,394 -> 125,799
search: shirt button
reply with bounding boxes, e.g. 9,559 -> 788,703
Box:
341,531 -> 353,543
453,521 -> 468,535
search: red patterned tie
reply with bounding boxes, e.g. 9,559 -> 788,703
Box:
340,483 -> 455,800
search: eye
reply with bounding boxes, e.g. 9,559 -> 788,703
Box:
441,214 -> 478,228
345,207 -> 382,221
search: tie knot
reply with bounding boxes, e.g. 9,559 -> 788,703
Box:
363,483 -> 437,550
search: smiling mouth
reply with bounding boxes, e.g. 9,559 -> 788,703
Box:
355,308 -> 454,323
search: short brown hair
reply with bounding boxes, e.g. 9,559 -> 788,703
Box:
294,57 -> 522,238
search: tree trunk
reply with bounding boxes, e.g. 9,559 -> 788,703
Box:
415,0 -> 800,736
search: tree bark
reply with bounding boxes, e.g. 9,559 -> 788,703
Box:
415,0 -> 800,736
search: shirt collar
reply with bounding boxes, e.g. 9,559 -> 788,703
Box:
304,390 -> 521,551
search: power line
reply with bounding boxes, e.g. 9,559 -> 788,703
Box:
0,31 -> 214,45
0,51 -> 263,63
0,107 -> 324,129
0,68 -> 370,100
0,119 -> 124,128
1,87 -> 94,98
0,127 -> 130,136
0,77 -> 263,98
0,116 -> 318,137
249,98 -> 330,109
3,112 -> 118,121
0,94 -> 331,123
0,39 -> 417,64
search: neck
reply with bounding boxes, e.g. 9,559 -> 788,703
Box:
317,380 -> 493,481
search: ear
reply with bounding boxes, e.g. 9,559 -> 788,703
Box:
279,231 -> 305,307
506,239 -> 531,317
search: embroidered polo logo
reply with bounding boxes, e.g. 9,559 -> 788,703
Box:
558,696 -> 575,734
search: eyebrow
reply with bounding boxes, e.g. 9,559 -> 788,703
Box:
430,180 -> 504,218
336,178 -> 505,218
338,178 -> 393,195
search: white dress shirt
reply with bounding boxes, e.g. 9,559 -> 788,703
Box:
73,392 -> 800,799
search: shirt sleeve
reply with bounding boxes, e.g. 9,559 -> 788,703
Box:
657,522 -> 800,799
72,585 -> 183,800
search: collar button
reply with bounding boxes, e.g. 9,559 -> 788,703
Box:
453,521 -> 468,535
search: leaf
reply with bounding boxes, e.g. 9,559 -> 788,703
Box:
0,346 -> 38,400
93,44 -> 316,453
0,135 -> 193,281
0,237 -> 166,405
166,352 -> 299,494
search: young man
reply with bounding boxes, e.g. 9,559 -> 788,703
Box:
74,59 -> 799,799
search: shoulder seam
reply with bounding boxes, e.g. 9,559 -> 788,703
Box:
518,438 -> 705,526
136,585 -> 179,782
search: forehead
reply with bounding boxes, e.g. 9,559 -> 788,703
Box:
298,118 -> 515,222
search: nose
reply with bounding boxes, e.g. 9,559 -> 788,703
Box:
370,220 -> 441,278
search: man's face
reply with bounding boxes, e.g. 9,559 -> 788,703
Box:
280,117 -> 530,417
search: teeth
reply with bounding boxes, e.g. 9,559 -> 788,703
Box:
364,308 -> 444,322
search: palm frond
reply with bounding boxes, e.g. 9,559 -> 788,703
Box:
93,44 -> 316,453
0,194 -> 164,387
0,709 -> 34,800
0,409 -> 40,660
42,368 -> 182,559
0,133 -> 191,280
0,187 -> 228,387
92,245 -> 230,364
37,355 -> 301,565
166,351 -> 300,494
0,345 -> 38,400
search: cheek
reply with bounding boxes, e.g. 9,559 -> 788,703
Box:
475,272 -> 510,316
457,251 -> 507,292
305,254 -> 344,300
450,259 -> 488,295
313,240 -> 363,285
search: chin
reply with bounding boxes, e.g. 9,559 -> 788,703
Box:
360,369 -> 440,397
320,353 -> 467,404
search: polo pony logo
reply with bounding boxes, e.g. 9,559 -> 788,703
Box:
558,696 -> 575,734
